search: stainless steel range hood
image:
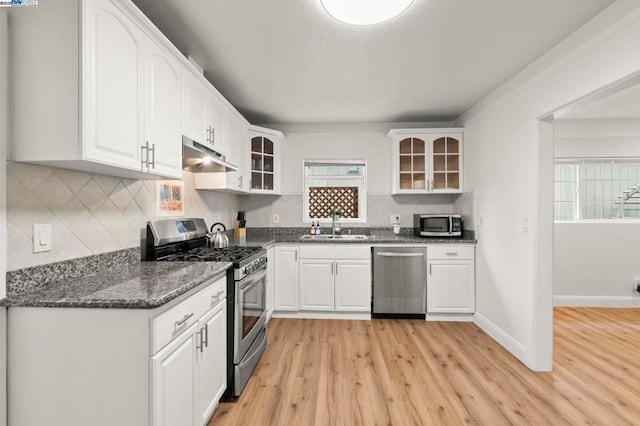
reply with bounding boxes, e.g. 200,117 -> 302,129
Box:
182,136 -> 239,173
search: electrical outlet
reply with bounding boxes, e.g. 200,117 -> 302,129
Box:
390,214 -> 400,224
273,213 -> 280,224
634,279 -> 640,293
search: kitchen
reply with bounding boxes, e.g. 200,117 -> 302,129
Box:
2,0 -> 640,425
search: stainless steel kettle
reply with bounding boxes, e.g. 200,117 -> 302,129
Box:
208,222 -> 229,248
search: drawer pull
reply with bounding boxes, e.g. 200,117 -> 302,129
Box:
196,329 -> 203,352
175,312 -> 194,327
446,252 -> 459,256
203,323 -> 209,348
211,290 -> 224,303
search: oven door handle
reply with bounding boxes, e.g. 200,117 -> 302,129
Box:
238,267 -> 267,291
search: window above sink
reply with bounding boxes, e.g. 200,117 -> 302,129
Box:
303,159 -> 367,223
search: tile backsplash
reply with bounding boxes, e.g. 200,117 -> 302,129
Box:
240,193 -> 464,228
7,162 -> 240,271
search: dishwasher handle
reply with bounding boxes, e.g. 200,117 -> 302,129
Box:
376,251 -> 425,258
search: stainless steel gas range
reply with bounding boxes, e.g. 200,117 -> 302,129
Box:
145,217 -> 267,399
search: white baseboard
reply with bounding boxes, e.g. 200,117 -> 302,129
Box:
473,312 -> 527,362
271,311 -> 371,320
426,313 -> 474,322
554,295 -> 640,307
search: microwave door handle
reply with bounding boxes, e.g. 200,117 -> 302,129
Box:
449,216 -> 453,234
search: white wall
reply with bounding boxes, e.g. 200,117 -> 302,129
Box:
555,118 -> 640,157
553,118 -> 640,306
554,223 -> 640,306
1,9 -> 8,426
242,122 -> 467,228
456,0 -> 640,370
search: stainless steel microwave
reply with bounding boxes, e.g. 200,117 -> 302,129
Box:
414,214 -> 463,237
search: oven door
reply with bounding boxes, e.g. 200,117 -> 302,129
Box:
234,266 -> 267,364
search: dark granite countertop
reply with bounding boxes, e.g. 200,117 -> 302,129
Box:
2,261 -> 231,309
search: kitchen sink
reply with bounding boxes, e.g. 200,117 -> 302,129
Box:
300,234 -> 369,241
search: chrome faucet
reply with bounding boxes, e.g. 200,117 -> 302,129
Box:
331,208 -> 343,237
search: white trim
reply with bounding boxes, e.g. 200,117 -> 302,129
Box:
473,312 -> 528,363
425,313 -> 473,322
272,311 -> 371,320
554,295 -> 640,308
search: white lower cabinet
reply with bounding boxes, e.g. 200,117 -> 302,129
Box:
299,259 -> 334,311
151,323 -> 199,426
334,260 -> 371,312
274,246 -> 299,311
196,301 -> 227,425
265,246 -> 275,321
7,273 -> 228,426
298,245 -> 371,313
427,246 -> 475,314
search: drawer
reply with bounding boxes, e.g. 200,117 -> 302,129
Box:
428,245 -> 475,260
151,291 -> 203,355
199,274 -> 227,312
334,245 -> 370,260
299,245 -> 335,259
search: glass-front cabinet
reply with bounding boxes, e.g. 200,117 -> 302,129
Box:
389,129 -> 463,194
248,125 -> 283,194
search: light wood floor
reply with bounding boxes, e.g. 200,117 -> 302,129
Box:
209,308 -> 640,425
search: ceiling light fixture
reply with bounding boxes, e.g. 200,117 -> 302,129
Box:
321,0 -> 414,26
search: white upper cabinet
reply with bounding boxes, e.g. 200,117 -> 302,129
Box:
144,38 -> 183,179
388,128 -> 464,194
83,0 -> 145,171
10,0 -> 185,179
248,125 -> 283,195
182,73 -> 209,148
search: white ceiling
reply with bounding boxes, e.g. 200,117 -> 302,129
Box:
132,0 -> 615,125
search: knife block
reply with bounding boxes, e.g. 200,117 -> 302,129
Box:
233,220 -> 246,238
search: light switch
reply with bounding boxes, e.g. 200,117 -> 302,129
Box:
273,213 -> 280,224
33,224 -> 52,253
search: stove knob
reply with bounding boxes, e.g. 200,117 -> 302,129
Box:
244,265 -> 253,274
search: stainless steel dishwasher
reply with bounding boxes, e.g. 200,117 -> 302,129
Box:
372,247 -> 427,318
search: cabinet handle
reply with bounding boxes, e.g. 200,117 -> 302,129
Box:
141,143 -> 148,170
202,323 -> 209,348
295,251 -> 297,262
175,312 -> 194,327
429,264 -> 432,276
335,262 -> 338,275
331,262 -> 334,275
446,252 -> 459,256
211,290 -> 224,303
211,127 -> 215,145
149,143 -> 155,169
196,329 -> 203,352
206,126 -> 211,143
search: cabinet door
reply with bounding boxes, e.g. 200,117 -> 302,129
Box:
151,323 -> 198,426
226,115 -> 247,191
274,247 -> 299,311
429,133 -> 463,192
145,38 -> 182,179
299,259 -> 334,311
335,260 -> 371,312
208,93 -> 226,154
396,136 -> 428,192
266,247 -> 275,322
183,73 -> 208,144
427,260 -> 475,313
197,302 -> 226,425
83,0 -> 144,170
